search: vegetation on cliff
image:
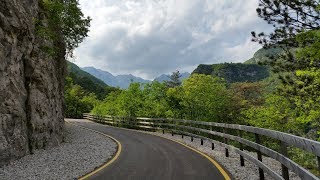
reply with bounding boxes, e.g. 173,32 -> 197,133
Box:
192,63 -> 270,83
244,46 -> 284,64
37,0 -> 91,57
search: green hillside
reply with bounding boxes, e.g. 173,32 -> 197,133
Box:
192,63 -> 269,83
67,61 -> 114,100
245,46 -> 284,64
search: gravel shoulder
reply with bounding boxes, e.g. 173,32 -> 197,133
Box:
0,120 -> 117,180
150,132 -> 301,180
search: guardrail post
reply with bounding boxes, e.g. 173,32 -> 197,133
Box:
162,129 -> 164,134
182,134 -> 184,139
255,133 -> 264,180
239,130 -> 245,167
210,126 -> 215,150
191,136 -> 193,142
318,156 -> 320,175
171,132 -> 174,136
201,139 -> 203,145
280,141 -> 289,180
223,128 -> 229,157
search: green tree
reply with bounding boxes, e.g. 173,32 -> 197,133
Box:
142,81 -> 169,117
166,86 -> 185,118
166,70 -> 182,88
253,1 -> 320,139
65,77 -> 100,118
243,94 -> 303,134
252,0 -> 320,47
229,82 -> 265,124
65,84 -> 86,118
91,91 -> 122,116
81,93 -> 99,112
118,83 -> 144,117
38,0 -> 91,56
181,74 -> 231,122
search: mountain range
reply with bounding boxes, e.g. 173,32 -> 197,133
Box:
69,46 -> 276,90
82,67 -> 190,89
66,61 -> 115,100
154,72 -> 190,83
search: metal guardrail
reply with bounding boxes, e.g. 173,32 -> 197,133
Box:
83,113 -> 320,180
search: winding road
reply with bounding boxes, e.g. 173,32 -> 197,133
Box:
69,119 -> 230,180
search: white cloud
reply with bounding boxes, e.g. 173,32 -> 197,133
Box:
74,0 -> 272,79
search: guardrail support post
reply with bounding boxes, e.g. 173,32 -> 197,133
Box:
317,156 -> 320,176
181,134 -> 184,139
255,133 -> 264,180
191,136 -> 193,142
171,132 -> 174,136
162,130 -> 164,134
210,126 -> 214,150
280,141 -> 289,180
201,139 -> 203,145
223,128 -> 229,157
239,130 -> 245,167
225,148 -> 229,157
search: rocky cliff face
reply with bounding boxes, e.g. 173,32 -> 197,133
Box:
0,0 -> 65,166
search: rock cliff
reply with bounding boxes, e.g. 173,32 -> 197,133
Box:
0,0 -> 65,166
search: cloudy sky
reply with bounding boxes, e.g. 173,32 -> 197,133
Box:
74,0 -> 272,80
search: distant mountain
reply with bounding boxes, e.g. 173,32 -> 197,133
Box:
82,67 -> 151,89
154,72 -> 190,82
67,61 -> 114,100
192,63 -> 269,83
116,74 -> 151,88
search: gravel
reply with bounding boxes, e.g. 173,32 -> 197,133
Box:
150,132 -> 301,180
0,121 -> 117,180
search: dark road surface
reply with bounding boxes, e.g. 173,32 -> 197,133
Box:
70,120 -> 230,180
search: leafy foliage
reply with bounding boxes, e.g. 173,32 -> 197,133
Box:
37,0 -> 91,57
251,1 -> 320,172
180,74 -> 231,122
252,0 -> 320,47
243,94 -> 303,134
229,82 -> 265,124
252,0 -> 320,139
64,77 -> 99,118
92,74 -> 231,122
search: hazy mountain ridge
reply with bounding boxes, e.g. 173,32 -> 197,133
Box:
82,67 -> 151,89
82,66 -> 191,88
154,72 -> 190,82
67,61 -> 112,99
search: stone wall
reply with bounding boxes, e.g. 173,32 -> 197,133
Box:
0,0 -> 65,166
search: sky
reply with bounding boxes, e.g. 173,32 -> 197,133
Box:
74,0 -> 273,80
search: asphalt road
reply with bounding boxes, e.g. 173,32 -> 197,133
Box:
71,120 -> 229,180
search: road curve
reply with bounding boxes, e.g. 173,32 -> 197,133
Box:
70,120 -> 230,180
